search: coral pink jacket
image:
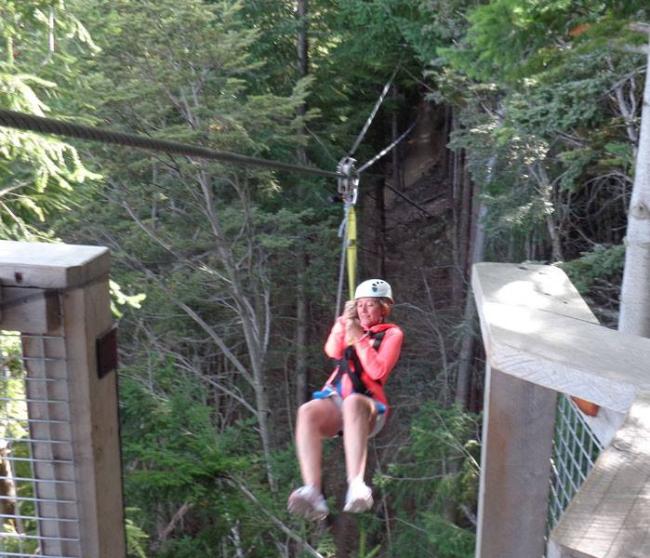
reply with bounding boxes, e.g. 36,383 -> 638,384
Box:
323,317 -> 403,413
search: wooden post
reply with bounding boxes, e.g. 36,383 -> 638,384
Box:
0,241 -> 124,558
475,365 -> 557,558
63,278 -> 124,558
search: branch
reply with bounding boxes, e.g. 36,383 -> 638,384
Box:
622,45 -> 649,55
229,478 -> 325,558
140,323 -> 258,415
158,502 -> 193,542
133,263 -> 255,387
121,198 -> 231,285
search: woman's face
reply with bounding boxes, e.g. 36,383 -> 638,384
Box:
355,297 -> 385,329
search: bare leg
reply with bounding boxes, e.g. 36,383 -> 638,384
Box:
295,398 -> 342,490
341,394 -> 377,482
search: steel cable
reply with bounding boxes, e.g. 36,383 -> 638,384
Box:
347,63 -> 400,158
0,109 -> 342,179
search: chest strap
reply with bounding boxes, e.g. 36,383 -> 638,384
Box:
331,330 -> 386,396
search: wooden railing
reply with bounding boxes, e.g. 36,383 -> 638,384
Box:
0,241 -> 124,558
472,262 -> 650,558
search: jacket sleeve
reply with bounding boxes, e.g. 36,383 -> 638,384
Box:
353,326 -> 403,383
324,317 -> 346,359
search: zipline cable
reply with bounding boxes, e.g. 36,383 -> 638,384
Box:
358,121 -> 416,174
358,121 -> 434,216
0,109 -> 342,180
337,61 -> 409,306
347,63 -> 400,158
0,103 -> 431,304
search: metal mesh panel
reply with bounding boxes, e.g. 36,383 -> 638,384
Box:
547,395 -> 603,531
1,317 -> 82,557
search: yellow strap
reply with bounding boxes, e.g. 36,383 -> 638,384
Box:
346,205 -> 357,299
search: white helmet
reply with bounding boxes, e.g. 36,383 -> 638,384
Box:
354,279 -> 393,302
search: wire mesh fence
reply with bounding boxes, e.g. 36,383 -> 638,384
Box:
1,322 -> 82,558
547,394 -> 603,534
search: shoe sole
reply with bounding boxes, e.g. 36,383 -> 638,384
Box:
344,496 -> 373,513
288,494 -> 328,521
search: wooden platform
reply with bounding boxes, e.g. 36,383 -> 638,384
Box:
472,262 -> 650,558
551,392 -> 650,557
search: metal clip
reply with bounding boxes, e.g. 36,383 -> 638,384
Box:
337,157 -> 359,205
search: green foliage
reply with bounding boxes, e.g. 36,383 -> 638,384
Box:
110,279 -> 146,318
119,364 -> 281,556
357,527 -> 381,558
419,513 -> 475,558
125,509 -> 150,558
0,0 -> 100,238
434,0 -> 649,266
560,244 -> 625,295
8,0 -> 641,555
376,402 -> 480,558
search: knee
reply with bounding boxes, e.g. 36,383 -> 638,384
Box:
297,400 -> 330,429
342,394 -> 372,420
297,401 -> 318,425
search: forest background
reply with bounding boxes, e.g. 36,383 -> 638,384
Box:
1,0 -> 649,557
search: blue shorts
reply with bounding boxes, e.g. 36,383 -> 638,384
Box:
312,386 -> 387,438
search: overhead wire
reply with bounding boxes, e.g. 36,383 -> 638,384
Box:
0,109 -> 342,180
358,121 -> 416,173
1,74 -> 434,307
335,61 -> 422,308
347,62 -> 401,158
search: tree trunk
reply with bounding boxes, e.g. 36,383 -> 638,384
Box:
294,1 -> 310,410
529,162 -> 563,262
619,34 -> 650,336
454,156 -> 492,408
296,0 -> 309,165
196,169 -> 277,491
451,112 -> 467,311
295,257 -> 308,407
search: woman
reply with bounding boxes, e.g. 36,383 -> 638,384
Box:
288,279 -> 404,520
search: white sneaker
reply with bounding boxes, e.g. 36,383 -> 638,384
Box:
344,479 -> 373,513
288,485 -> 329,521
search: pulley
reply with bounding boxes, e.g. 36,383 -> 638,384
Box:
337,157 -> 359,205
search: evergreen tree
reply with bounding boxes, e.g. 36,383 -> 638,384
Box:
0,0 -> 99,238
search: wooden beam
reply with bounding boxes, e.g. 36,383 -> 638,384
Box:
550,391 -> 650,557
64,278 -> 125,558
0,287 -> 60,333
0,240 -> 109,289
473,262 -> 599,323
472,263 -> 650,413
475,366 -> 557,558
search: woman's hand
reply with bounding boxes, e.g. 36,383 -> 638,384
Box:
345,316 -> 363,346
343,300 -> 357,320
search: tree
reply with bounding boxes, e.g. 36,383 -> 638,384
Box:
75,0 -> 325,491
0,0 -> 99,238
618,25 -> 650,336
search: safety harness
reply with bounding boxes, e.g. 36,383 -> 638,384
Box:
331,331 -> 386,397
